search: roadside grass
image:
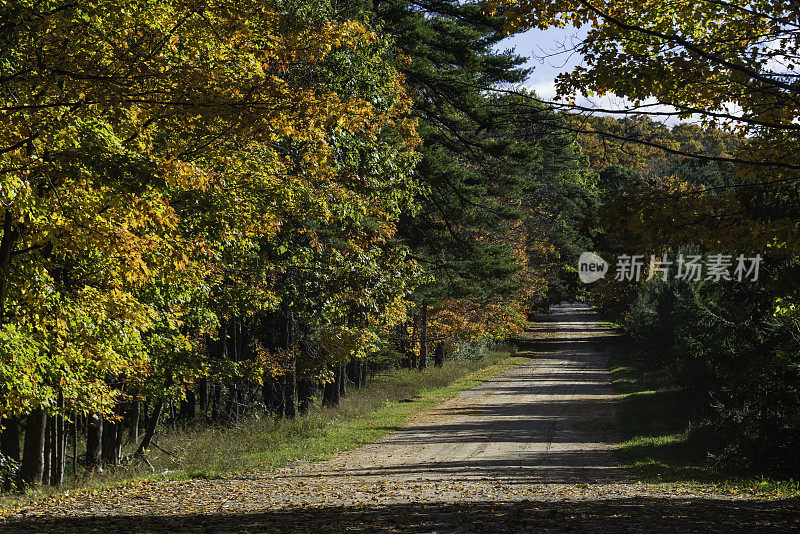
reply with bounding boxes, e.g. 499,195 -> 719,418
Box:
610,343 -> 800,498
157,349 -> 526,479
1,348 -> 527,510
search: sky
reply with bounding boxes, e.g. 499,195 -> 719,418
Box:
497,26 -> 691,126
499,26 -> 587,101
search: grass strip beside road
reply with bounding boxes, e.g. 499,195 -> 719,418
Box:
609,342 -> 800,498
171,350 -> 527,479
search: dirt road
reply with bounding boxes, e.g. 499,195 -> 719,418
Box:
286,302 -> 623,486
3,304 -> 798,532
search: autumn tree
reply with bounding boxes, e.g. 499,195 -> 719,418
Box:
488,0 -> 800,252
0,0 -> 421,486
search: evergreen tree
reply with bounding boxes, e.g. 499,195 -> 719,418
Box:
361,0 -> 533,304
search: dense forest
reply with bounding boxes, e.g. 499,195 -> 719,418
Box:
2,0 -> 799,493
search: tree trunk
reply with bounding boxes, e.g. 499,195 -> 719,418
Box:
262,374 -> 273,414
283,310 -> 296,418
128,401 -> 140,444
85,413 -> 102,472
49,393 -> 64,486
348,360 -> 362,389
397,325 -> 409,368
434,341 -> 445,367
102,418 -> 121,466
72,411 -> 78,479
225,382 -> 238,421
101,419 -> 112,465
211,383 -> 221,421
322,367 -> 340,408
135,401 -> 163,457
52,411 -> 64,486
409,317 -> 418,369
237,385 -> 247,419
418,303 -> 427,370
1,415 -> 20,490
20,409 -> 47,486
274,376 -> 286,418
104,419 -> 122,467
185,390 -> 196,420
114,419 -> 123,465
338,365 -> 347,397
42,415 -> 52,485
297,380 -> 313,415
197,377 -> 208,418
284,366 -> 296,419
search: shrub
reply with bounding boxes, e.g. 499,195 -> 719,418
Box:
623,254 -> 800,476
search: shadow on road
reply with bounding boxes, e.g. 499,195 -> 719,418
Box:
3,497 -> 798,533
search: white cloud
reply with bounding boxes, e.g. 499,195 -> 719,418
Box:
525,81 -> 558,100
